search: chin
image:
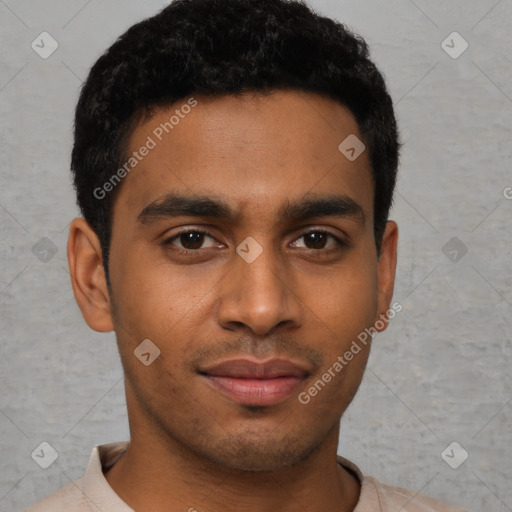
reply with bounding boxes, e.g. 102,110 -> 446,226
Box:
193,430 -> 322,473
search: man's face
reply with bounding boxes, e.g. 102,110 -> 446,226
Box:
105,91 -> 394,471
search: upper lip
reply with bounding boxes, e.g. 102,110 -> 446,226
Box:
198,358 -> 310,379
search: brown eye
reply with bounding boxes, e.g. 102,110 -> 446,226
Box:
179,231 -> 206,250
163,230 -> 219,252
291,230 -> 346,251
303,231 -> 329,249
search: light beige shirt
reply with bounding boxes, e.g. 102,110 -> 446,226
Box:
26,442 -> 466,511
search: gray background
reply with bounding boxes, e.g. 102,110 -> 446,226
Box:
1,0 -> 511,511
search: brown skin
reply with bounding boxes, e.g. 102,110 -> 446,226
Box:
67,90 -> 398,512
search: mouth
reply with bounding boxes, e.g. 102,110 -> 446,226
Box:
198,358 -> 310,406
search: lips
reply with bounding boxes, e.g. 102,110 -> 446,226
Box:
198,358 -> 310,406
199,358 -> 309,379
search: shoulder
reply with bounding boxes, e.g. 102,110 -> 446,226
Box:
25,478 -> 99,512
362,475 -> 467,512
337,455 -> 465,512
25,442 -> 132,512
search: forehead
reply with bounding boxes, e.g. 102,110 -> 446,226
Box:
115,90 -> 374,224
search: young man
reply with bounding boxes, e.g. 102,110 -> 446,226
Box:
28,0 -> 465,510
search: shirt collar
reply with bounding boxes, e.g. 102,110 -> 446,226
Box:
81,442 -> 133,511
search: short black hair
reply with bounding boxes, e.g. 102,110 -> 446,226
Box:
72,0 -> 400,286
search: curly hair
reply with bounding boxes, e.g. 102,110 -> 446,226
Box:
71,0 -> 400,286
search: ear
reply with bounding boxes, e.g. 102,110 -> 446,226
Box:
67,218 -> 114,332
374,221 -> 398,333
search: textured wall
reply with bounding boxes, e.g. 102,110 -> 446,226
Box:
1,1 -> 511,511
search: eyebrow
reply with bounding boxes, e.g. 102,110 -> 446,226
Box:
137,193 -> 365,225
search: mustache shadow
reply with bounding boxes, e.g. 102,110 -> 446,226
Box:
186,333 -> 324,371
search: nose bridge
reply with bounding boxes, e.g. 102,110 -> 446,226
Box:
217,237 -> 303,335
241,241 -> 283,300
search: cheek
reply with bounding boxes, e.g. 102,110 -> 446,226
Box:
111,247 -> 214,339
303,256 -> 379,333
300,252 -> 378,399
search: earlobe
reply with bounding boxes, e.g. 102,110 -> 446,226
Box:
375,221 -> 398,333
67,218 -> 114,332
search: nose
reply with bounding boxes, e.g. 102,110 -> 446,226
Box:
216,240 -> 304,336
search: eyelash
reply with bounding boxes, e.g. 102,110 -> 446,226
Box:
161,228 -> 348,256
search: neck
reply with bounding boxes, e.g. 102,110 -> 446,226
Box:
105,422 -> 360,512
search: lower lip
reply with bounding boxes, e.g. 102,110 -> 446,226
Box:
203,375 -> 304,406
